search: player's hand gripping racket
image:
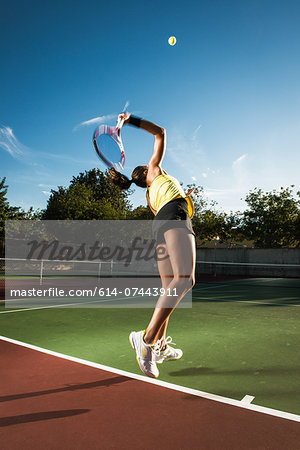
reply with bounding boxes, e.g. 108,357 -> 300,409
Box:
93,115 -> 125,171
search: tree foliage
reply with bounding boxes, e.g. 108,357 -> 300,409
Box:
0,177 -> 9,245
0,177 -> 10,224
128,205 -> 153,220
187,184 -> 238,242
3,170 -> 300,248
241,186 -> 300,248
0,177 -> 30,231
0,177 -> 40,256
42,169 -> 131,220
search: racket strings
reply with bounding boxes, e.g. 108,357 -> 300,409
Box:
94,124 -> 125,171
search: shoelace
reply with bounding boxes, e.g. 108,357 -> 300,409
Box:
151,338 -> 164,356
151,336 -> 177,356
164,336 -> 176,347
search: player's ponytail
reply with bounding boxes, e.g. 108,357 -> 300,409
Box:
109,168 -> 133,190
109,165 -> 148,190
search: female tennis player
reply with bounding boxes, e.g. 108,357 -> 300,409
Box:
109,112 -> 196,378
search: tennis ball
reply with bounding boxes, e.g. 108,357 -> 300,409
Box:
168,36 -> 176,46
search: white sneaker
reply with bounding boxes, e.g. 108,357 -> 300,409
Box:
129,330 -> 162,378
155,336 -> 183,364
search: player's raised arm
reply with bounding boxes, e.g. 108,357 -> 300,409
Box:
121,113 -> 166,169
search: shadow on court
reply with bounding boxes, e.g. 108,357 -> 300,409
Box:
0,409 -> 90,427
169,366 -> 300,377
0,375 -> 132,403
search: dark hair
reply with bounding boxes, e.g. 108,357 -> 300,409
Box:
131,165 -> 148,188
109,166 -> 147,190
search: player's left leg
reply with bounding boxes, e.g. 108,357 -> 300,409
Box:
144,227 -> 196,344
129,228 -> 195,376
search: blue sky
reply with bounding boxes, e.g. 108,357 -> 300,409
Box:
1,0 -> 300,213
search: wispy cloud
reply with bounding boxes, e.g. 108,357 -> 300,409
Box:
192,123 -> 202,141
201,154 -> 252,211
233,153 -> 248,166
167,126 -> 253,211
0,125 -> 97,168
38,183 -> 56,189
73,114 -> 116,131
168,127 -> 206,176
40,151 -> 98,165
0,126 -> 26,158
232,153 -> 249,189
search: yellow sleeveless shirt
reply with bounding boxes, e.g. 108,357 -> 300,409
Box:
148,174 -> 194,218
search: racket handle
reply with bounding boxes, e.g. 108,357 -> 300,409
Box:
116,117 -> 125,130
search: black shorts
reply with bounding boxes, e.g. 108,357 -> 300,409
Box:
152,198 -> 195,244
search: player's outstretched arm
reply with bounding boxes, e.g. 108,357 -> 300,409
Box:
120,112 -> 166,181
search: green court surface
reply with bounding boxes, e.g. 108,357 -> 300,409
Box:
1,279 -> 300,416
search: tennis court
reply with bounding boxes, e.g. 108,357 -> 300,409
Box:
1,262 -> 300,449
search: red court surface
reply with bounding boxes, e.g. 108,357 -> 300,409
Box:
1,339 -> 300,450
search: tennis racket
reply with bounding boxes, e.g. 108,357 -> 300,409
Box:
93,116 -> 125,171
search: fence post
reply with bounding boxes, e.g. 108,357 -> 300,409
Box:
39,260 -> 44,286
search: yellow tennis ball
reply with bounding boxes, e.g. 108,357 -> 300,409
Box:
168,36 -> 176,46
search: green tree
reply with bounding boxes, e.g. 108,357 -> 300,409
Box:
0,177 -> 10,253
0,176 -> 26,230
0,177 -> 9,227
186,184 -> 209,216
128,205 -> 153,220
1,177 -> 39,256
241,186 -> 300,248
0,176 -> 22,218
193,209 -> 238,242
42,169 -> 131,220
294,209 -> 300,245
186,184 -> 239,242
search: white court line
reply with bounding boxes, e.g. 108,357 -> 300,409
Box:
1,335 -> 299,423
0,297 -> 133,314
193,284 -> 228,291
0,294 -> 192,314
235,300 -> 300,307
1,296 -> 299,314
197,298 -> 300,307
241,395 -> 255,405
